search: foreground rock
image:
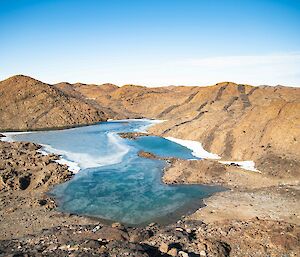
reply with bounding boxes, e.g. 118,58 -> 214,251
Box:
0,219 -> 299,256
0,140 -> 96,240
0,141 -> 72,192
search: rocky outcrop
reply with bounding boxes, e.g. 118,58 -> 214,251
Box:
0,218 -> 299,257
0,140 -> 99,240
163,159 -> 228,185
0,75 -> 107,131
0,141 -> 72,192
118,132 -> 151,139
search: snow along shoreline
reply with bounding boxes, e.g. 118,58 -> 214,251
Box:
166,137 -> 221,160
165,136 -> 260,173
1,119 -> 260,173
0,119 -> 165,174
1,132 -> 81,174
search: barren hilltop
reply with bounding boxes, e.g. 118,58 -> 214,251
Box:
0,75 -> 107,131
0,75 -> 299,256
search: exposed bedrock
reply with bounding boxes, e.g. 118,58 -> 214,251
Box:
0,141 -> 72,192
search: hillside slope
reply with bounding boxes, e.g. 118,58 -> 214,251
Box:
0,75 -> 299,177
69,83 -> 200,119
149,83 -> 300,175
73,82 -> 300,177
0,75 -> 107,131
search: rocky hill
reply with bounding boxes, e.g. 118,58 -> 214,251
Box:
68,83 -> 201,119
71,81 -> 300,178
0,75 -> 107,131
1,75 -> 299,177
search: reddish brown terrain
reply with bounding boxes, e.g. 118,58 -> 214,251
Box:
62,81 -> 300,170
0,75 -> 299,256
0,75 -> 107,131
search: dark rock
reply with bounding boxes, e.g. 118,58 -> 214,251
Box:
19,176 -> 31,190
38,199 -> 47,206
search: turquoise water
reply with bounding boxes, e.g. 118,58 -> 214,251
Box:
7,120 -> 222,225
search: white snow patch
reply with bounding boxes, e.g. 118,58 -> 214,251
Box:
166,137 -> 221,159
135,119 -> 167,133
2,132 -> 82,174
219,160 -> 261,173
1,132 -> 33,142
37,148 -> 81,174
55,159 -> 81,173
37,149 -> 49,156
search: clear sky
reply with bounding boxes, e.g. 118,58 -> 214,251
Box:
1,0 -> 300,86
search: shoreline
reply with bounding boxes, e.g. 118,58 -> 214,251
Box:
1,138 -> 299,256
0,120 -> 107,133
119,131 -> 262,173
1,119 -> 224,227
166,136 -> 221,160
0,133 -> 225,241
1,133 -> 81,174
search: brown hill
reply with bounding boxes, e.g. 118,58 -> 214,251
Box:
71,81 -> 300,177
1,75 -> 299,177
68,83 -> 200,119
54,82 -> 120,118
0,75 -> 107,131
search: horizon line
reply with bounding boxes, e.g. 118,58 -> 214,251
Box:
1,74 -> 299,88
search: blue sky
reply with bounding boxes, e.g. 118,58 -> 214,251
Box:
1,0 -> 300,86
